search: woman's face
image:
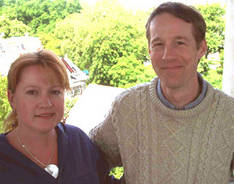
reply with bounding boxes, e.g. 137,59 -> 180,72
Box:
8,65 -> 65,133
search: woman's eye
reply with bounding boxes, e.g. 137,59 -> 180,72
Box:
51,90 -> 61,95
26,90 -> 38,95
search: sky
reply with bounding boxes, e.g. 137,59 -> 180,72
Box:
82,0 -> 226,11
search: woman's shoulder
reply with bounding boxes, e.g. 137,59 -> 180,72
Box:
58,122 -> 85,134
57,123 -> 92,142
0,133 -> 10,150
57,122 -> 97,151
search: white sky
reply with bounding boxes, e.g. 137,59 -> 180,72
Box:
82,0 -> 226,11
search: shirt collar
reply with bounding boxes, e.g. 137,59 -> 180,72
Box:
156,73 -> 208,110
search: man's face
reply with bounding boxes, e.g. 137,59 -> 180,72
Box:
148,13 -> 207,90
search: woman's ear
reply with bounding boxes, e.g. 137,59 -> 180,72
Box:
8,90 -> 15,110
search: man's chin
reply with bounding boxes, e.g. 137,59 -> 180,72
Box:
160,77 -> 183,90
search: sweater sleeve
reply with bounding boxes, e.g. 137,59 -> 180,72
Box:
89,99 -> 122,169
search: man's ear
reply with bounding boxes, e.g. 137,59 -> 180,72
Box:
148,43 -> 152,57
8,90 -> 15,110
198,39 -> 207,59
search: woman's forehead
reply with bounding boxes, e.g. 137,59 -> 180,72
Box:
18,65 -> 62,86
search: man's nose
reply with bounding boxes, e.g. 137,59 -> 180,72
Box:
162,45 -> 175,60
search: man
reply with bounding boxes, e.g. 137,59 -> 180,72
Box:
90,2 -> 234,184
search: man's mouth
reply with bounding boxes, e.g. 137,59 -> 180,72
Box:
162,65 -> 184,71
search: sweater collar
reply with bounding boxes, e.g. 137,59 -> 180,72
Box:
156,73 -> 208,110
149,75 -> 215,118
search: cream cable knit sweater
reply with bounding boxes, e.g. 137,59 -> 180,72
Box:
90,77 -> 234,184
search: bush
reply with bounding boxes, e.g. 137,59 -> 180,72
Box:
64,95 -> 79,121
0,75 -> 11,133
110,167 -> 124,179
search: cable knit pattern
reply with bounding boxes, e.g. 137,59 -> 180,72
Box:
90,77 -> 234,184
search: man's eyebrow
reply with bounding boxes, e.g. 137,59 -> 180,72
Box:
150,37 -> 161,44
174,36 -> 189,41
150,36 -> 190,45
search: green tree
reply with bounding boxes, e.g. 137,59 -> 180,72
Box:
197,4 -> 225,78
0,0 -> 3,14
0,75 -> 11,133
53,0 -> 154,88
1,0 -> 82,33
40,2 -> 225,89
38,32 -> 62,55
108,55 -> 155,88
198,4 -> 225,55
0,15 -> 31,38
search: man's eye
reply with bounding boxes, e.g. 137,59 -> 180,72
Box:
26,90 -> 38,95
154,43 -> 163,46
176,41 -> 185,45
152,42 -> 163,49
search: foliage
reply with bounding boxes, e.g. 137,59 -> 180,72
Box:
199,51 -> 223,89
0,75 -> 11,133
64,95 -> 78,121
49,2 -> 225,88
197,4 -> 225,56
110,167 -> 124,179
196,4 -> 225,86
53,0 -> 154,88
108,55 -> 155,88
0,15 -> 31,38
0,1 -> 225,90
1,0 -> 82,33
203,69 -> 222,89
37,32 -> 62,55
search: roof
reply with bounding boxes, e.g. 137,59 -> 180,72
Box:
0,36 -> 42,75
61,55 -> 89,88
0,36 -> 88,86
66,84 -> 125,134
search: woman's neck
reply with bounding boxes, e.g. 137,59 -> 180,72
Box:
6,127 -> 58,168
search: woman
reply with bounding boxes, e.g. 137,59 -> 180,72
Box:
0,50 -> 109,183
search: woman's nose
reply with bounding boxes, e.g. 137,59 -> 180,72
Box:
39,95 -> 52,108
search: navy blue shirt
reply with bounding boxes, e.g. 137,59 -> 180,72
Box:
0,123 -> 109,184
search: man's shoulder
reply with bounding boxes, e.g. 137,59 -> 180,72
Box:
115,78 -> 156,103
212,89 -> 234,120
213,88 -> 234,104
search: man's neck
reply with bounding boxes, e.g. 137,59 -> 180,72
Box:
160,77 -> 201,109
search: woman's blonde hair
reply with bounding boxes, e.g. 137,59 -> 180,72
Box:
4,49 -> 70,132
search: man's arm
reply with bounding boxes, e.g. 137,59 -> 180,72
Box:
230,153 -> 234,182
90,106 -> 122,169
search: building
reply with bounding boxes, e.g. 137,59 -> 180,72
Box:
0,35 -> 88,96
0,35 -> 42,76
61,55 -> 89,96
